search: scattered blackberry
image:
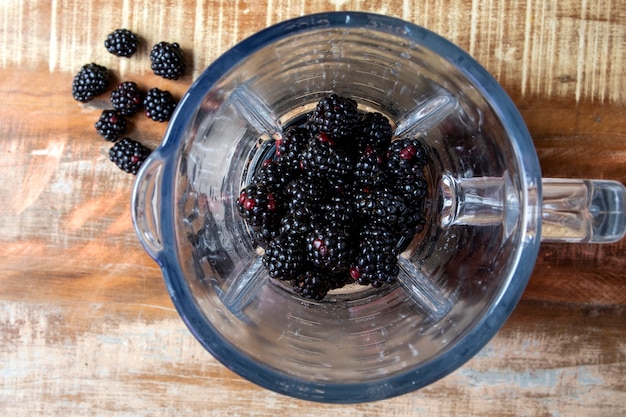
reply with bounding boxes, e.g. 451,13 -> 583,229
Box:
300,133 -> 354,185
95,110 -> 126,141
110,81 -> 144,116
262,233 -> 307,280
307,94 -> 359,140
305,220 -> 355,273
150,41 -> 186,80
354,112 -> 393,151
72,63 -> 109,103
144,87 -> 177,122
292,271 -> 332,301
386,138 -> 428,184
275,126 -> 309,173
104,29 -> 138,57
236,183 -> 282,230
108,138 -> 151,175
354,148 -> 387,188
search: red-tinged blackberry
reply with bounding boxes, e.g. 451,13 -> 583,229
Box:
144,87 -> 177,122
236,183 -> 282,229
275,126 -> 309,173
307,94 -> 359,140
95,109 -> 127,141
292,270 -> 332,301
354,147 -> 388,188
110,81 -> 144,116
354,112 -> 393,151
72,63 -> 110,103
299,133 -> 354,185
350,242 -> 399,287
386,138 -> 428,184
104,29 -> 138,57
262,233 -> 307,280
150,41 -> 186,80
305,220 -> 355,273
108,138 -> 151,175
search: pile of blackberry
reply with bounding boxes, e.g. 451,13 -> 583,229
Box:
71,28 -> 185,174
237,94 -> 429,301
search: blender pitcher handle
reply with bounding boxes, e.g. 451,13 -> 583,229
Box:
439,174 -> 626,243
540,179 -> 626,243
131,153 -> 166,261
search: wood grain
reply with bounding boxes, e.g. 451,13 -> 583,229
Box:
1,1 -> 625,416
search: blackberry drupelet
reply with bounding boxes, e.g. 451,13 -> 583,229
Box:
104,29 -> 138,57
110,81 -> 144,116
306,94 -> 359,140
292,271 -> 332,301
354,112 -> 393,151
144,87 -> 177,122
108,138 -> 151,175
72,63 -> 110,103
305,219 -> 355,273
95,109 -> 126,141
150,41 -> 186,80
386,137 -> 428,184
299,133 -> 354,185
262,233 -> 307,280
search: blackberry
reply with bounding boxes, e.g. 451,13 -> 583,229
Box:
72,63 -> 110,103
108,138 -> 151,175
305,220 -> 355,273
292,271 -> 332,301
319,194 -> 356,230
386,138 -> 428,184
300,133 -> 354,185
236,183 -> 282,229
285,177 -> 327,212
110,81 -> 144,116
95,109 -> 126,141
253,159 -> 293,195
104,29 -> 138,57
354,147 -> 387,188
144,87 -> 177,122
275,126 -> 309,173
307,94 -> 359,140
150,41 -> 186,80
279,206 -> 314,238
355,187 -> 412,236
262,233 -> 307,280
354,112 -> 393,151
350,242 -> 399,287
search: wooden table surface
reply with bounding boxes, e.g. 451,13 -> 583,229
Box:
1,1 -> 625,416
